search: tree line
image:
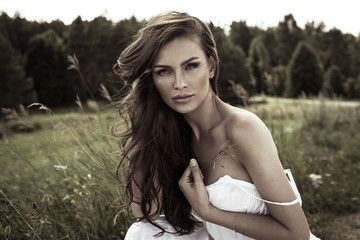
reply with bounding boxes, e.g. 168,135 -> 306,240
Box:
1,12 -> 360,108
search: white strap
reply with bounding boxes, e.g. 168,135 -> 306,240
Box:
237,169 -> 302,206
284,169 -> 303,206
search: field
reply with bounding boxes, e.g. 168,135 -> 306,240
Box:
1,96 -> 359,239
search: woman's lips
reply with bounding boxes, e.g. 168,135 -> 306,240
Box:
172,94 -> 194,103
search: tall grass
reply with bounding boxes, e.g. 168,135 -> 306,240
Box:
0,96 -> 359,239
0,103 -> 130,240
248,96 -> 360,239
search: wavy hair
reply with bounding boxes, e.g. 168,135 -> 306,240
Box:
113,11 -> 219,235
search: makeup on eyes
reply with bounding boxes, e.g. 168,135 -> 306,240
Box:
153,57 -> 206,76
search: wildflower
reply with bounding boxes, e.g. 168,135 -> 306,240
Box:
54,164 -> 67,171
42,194 -> 50,204
70,199 -> 76,204
309,173 -> 323,188
62,177 -> 71,183
62,194 -> 71,201
73,188 -> 79,193
87,173 -> 91,179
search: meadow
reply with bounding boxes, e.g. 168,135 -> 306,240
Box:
0,96 -> 359,240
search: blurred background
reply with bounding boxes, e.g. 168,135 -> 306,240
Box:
0,1 -> 359,239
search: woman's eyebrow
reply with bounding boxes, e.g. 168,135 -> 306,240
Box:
180,57 -> 200,66
152,57 -> 200,69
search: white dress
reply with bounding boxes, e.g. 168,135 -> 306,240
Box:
125,171 -> 320,239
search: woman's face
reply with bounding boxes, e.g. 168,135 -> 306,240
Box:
152,37 -> 215,114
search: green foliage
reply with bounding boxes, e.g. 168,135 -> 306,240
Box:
229,21 -> 257,56
1,97 -> 360,239
111,16 -> 143,54
344,76 -> 360,98
261,28 -> 280,67
0,34 -> 37,108
248,37 -> 271,94
1,11 -> 360,109
266,65 -> 287,96
320,29 -> 353,77
303,21 -> 326,64
287,41 -> 324,97
26,29 -> 73,106
0,106 -> 129,240
348,37 -> 360,78
68,17 -> 113,99
274,14 -> 304,65
322,65 -> 345,96
248,97 -> 360,239
67,16 -> 141,100
209,23 -> 250,103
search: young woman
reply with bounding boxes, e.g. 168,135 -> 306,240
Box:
114,11 -> 320,240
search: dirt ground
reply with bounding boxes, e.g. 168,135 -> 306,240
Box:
323,213 -> 360,240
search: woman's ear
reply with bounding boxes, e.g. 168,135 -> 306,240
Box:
208,56 -> 216,78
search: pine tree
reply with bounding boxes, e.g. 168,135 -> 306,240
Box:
26,29 -> 71,106
209,23 -> 250,104
0,34 -> 37,108
322,65 -> 344,96
248,37 -> 270,94
287,41 -> 324,97
267,65 -> 287,96
344,76 -> 360,99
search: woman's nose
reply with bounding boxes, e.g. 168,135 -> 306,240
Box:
174,72 -> 187,89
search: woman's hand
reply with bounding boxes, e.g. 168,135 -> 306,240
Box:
178,159 -> 213,219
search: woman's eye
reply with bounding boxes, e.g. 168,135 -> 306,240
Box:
186,63 -> 199,70
157,69 -> 170,76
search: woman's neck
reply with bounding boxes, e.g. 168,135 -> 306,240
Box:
184,91 -> 226,141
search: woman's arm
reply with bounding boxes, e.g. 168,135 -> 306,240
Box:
179,112 -> 310,240
179,159 -> 309,240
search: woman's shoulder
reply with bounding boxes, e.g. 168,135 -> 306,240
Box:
223,105 -> 272,149
224,106 -> 265,133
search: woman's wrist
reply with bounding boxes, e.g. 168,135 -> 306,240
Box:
200,203 -> 218,222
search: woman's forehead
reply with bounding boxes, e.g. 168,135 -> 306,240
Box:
154,37 -> 206,65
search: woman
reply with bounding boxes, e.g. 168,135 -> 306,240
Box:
114,11 -> 320,239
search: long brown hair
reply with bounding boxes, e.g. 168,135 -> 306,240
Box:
113,11 -> 219,235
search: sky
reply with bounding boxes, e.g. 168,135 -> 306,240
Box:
1,0 -> 359,36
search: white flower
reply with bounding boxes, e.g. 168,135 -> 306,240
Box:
54,164 -> 68,171
309,173 -> 323,188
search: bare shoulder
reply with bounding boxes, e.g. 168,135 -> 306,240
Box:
223,105 -> 278,165
224,106 -> 270,141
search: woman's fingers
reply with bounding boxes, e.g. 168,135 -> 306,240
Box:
178,159 -> 211,219
189,159 -> 204,186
